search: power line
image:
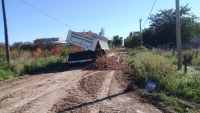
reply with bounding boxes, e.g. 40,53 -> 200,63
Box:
20,0 -> 81,31
142,0 -> 157,27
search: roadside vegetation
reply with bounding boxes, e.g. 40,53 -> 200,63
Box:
0,41 -> 75,80
106,35 -> 123,53
127,47 -> 200,112
124,4 -> 200,113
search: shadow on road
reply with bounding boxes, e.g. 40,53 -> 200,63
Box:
57,90 -> 131,113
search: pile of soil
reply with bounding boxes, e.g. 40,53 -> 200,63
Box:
83,56 -> 125,70
79,72 -> 107,97
51,90 -> 89,113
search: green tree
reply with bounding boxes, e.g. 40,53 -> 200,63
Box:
125,34 -> 140,48
33,39 -> 46,45
113,35 -> 123,47
12,42 -> 23,49
143,4 -> 199,47
99,27 -> 105,36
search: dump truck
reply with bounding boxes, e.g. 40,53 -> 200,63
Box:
66,30 -> 109,64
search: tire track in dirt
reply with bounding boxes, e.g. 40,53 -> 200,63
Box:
88,71 -> 115,113
50,71 -> 114,113
0,70 -> 80,102
0,69 -> 89,113
0,48 -> 165,113
96,71 -> 115,99
0,74 -> 51,96
12,71 -> 100,113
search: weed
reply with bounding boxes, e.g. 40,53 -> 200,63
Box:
0,68 -> 18,80
128,47 -> 200,112
9,60 -> 22,75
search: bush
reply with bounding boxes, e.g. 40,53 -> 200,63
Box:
182,52 -> 193,65
0,44 -> 73,80
192,56 -> 200,66
0,68 -> 18,80
129,48 -> 200,102
9,61 -> 22,75
61,46 -> 74,57
22,56 -> 65,74
130,52 -> 178,93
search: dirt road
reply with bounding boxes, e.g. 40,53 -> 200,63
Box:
0,49 -> 162,113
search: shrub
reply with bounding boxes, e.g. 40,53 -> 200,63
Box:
61,46 -> 73,57
130,51 -> 178,94
10,49 -> 20,59
0,68 -> 18,80
9,60 -> 22,75
33,48 -> 43,57
192,56 -> 200,66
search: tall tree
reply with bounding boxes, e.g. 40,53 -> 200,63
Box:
33,39 -> 46,45
125,34 -> 141,48
113,35 -> 123,47
99,28 -> 105,36
143,4 -> 199,47
12,42 -> 23,49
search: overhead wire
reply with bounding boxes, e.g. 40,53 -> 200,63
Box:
142,0 -> 157,27
20,0 -> 81,31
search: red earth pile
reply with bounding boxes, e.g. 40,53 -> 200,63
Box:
83,56 -> 125,70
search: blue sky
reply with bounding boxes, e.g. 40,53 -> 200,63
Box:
0,0 -> 200,44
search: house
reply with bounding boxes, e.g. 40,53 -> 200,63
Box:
36,37 -> 70,45
191,36 -> 200,48
133,31 -> 140,35
42,37 -> 64,43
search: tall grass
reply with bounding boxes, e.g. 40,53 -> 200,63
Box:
0,61 -> 18,80
0,46 -> 74,80
22,56 -> 65,74
129,51 -> 178,94
128,47 -> 200,112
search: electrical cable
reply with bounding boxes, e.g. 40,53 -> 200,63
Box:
20,0 -> 81,31
142,0 -> 157,27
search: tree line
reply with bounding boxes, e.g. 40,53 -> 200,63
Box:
124,4 -> 200,48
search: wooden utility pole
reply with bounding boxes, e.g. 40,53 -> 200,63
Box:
1,0 -> 10,64
176,0 -> 181,69
139,19 -> 143,45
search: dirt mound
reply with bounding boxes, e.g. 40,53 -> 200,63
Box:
79,72 -> 107,97
51,90 -> 89,113
83,56 -> 124,70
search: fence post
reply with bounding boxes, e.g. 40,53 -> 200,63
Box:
173,47 -> 175,56
35,56 -> 37,69
196,49 -> 198,59
184,55 -> 187,73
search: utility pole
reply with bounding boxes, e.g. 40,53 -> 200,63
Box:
139,19 -> 143,45
1,0 -> 10,64
176,0 -> 182,69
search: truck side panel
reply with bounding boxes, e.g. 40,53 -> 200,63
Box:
68,51 -> 97,64
66,30 -> 98,51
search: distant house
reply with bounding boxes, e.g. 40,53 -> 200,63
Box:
42,37 -> 63,43
191,36 -> 200,48
36,37 -> 70,45
133,31 -> 140,35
